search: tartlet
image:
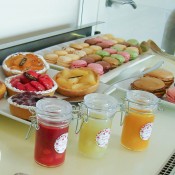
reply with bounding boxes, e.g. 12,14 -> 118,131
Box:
5,70 -> 58,97
8,92 -> 57,120
0,81 -> 6,99
54,68 -> 100,97
2,52 -> 49,77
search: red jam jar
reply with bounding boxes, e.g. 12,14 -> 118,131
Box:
34,98 -> 72,167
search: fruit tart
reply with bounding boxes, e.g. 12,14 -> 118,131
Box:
8,92 -> 57,120
5,70 -> 58,96
2,52 -> 49,77
54,68 -> 100,97
0,81 -> 6,99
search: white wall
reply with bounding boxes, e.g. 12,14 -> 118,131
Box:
0,0 -> 80,40
81,0 -> 175,47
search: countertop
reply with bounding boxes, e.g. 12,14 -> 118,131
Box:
0,103 -> 175,175
0,54 -> 175,175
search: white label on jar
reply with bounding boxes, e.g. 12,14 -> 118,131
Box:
140,123 -> 153,140
54,133 -> 68,154
96,128 -> 111,147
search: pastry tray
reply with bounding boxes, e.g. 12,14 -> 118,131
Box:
34,35 -> 154,83
0,67 -> 109,125
113,55 -> 175,109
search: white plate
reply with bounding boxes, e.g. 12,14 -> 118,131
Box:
0,67 -> 109,125
34,36 -> 155,83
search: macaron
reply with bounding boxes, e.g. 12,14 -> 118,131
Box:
73,50 -> 87,58
125,46 -> 139,54
111,44 -> 126,51
86,54 -> 102,62
96,50 -> 110,57
89,45 -> 102,52
71,60 -> 87,68
96,61 -> 111,73
53,50 -> 68,56
70,43 -> 84,50
44,53 -> 59,64
103,48 -> 117,54
117,51 -> 130,62
127,39 -> 139,46
144,69 -> 174,89
131,77 -> 166,98
96,42 -> 111,49
111,54 -> 125,65
166,87 -> 175,103
81,57 -> 95,64
82,48 -> 94,55
62,47 -> 75,53
87,63 -> 104,75
125,50 -> 138,60
84,38 -> 99,45
103,57 -> 119,68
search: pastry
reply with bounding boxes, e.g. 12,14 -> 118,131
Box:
166,87 -> 175,103
44,53 -> 59,64
2,52 -> 49,77
96,42 -> 112,49
66,54 -> 80,60
127,39 -> 139,46
113,38 -> 125,43
144,69 -> 174,89
87,63 -> 104,75
53,50 -> 68,56
89,45 -> 102,52
125,46 -> 139,54
84,38 -> 99,45
82,48 -> 94,55
111,54 -> 125,65
8,92 -> 57,120
103,48 -> 117,54
81,57 -> 95,64
111,44 -> 126,51
0,81 -> 6,99
96,50 -> 110,57
117,51 -> 130,62
80,43 -> 90,48
103,57 -> 119,68
5,70 -> 58,97
62,47 -> 75,53
96,61 -> 111,73
85,54 -> 102,62
57,56 -> 73,68
54,68 -> 100,97
70,60 -> 87,68
70,43 -> 84,50
131,77 -> 166,98
125,50 -> 138,60
73,50 -> 86,58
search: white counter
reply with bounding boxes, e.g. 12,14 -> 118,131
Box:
0,104 -> 175,175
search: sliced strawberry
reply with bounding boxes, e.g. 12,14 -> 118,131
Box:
30,81 -> 46,91
24,70 -> 39,80
16,82 -> 26,91
39,78 -> 53,90
24,83 -> 37,91
10,78 -> 20,88
20,74 -> 31,84
39,74 -> 54,87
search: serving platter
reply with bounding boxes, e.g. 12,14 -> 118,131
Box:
0,67 -> 109,125
113,55 -> 175,109
34,35 -> 154,83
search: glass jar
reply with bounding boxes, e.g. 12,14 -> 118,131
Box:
34,98 -> 72,167
78,93 -> 118,158
121,90 -> 159,151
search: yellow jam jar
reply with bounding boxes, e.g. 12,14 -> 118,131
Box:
78,93 -> 118,158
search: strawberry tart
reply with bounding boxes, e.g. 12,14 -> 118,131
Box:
2,52 -> 49,77
5,70 -> 58,97
8,92 -> 57,120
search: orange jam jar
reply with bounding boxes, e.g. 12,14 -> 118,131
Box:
121,90 -> 159,151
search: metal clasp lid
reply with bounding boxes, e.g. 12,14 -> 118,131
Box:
25,108 -> 39,140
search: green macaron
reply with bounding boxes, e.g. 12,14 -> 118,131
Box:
127,39 -> 139,46
125,50 -> 138,60
111,54 -> 125,64
96,50 -> 110,57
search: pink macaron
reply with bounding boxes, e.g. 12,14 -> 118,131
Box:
103,48 -> 117,54
117,51 -> 130,62
71,60 -> 87,68
87,63 -> 104,75
166,87 -> 175,103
